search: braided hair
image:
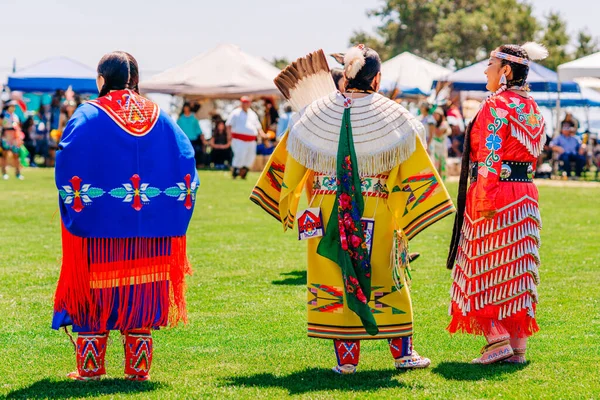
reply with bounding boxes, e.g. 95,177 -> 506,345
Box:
124,52 -> 140,94
497,44 -> 530,87
97,51 -> 130,97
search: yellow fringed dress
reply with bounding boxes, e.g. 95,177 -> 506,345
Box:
251,93 -> 455,340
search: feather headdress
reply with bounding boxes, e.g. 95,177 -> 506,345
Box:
522,42 -> 549,61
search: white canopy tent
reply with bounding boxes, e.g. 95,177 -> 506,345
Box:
380,52 -> 451,96
140,44 -> 281,99
558,52 -> 600,82
555,52 -> 600,133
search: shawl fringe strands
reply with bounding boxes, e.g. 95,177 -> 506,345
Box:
54,225 -> 191,331
274,49 -> 337,112
287,92 -> 423,175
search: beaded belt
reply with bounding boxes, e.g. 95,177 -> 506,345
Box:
470,161 -> 534,183
312,173 -> 389,198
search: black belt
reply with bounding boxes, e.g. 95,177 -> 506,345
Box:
470,161 -> 534,183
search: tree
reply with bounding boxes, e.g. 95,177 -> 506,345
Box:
354,0 -> 538,68
272,57 -> 291,70
540,12 -> 571,70
574,29 -> 599,59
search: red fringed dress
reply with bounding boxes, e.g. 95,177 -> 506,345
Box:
448,90 -> 544,338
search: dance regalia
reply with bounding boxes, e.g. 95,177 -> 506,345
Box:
447,90 -> 544,338
252,91 -> 454,359
52,89 -> 198,335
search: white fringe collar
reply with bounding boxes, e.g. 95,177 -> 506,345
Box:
288,92 -> 424,175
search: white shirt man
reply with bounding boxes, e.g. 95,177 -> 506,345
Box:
225,96 -> 266,179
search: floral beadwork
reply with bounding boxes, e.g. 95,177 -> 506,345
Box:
59,176 -> 105,212
109,174 -> 161,211
478,107 -> 507,178
164,174 -> 198,210
336,155 -> 371,304
509,97 -> 541,129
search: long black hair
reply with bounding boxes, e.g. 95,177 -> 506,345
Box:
498,44 -> 530,87
97,51 -> 130,97
345,47 -> 381,92
124,52 -> 140,94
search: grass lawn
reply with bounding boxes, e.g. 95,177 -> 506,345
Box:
0,169 -> 599,399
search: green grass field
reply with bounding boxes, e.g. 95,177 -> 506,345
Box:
0,169 -> 599,399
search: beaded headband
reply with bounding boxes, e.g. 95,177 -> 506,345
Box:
491,51 -> 530,66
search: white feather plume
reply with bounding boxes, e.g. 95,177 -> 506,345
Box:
344,47 -> 366,79
522,42 -> 549,61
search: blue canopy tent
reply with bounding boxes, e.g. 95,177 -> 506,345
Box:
379,83 -> 429,97
433,60 -> 580,92
7,57 -> 97,93
533,87 -> 600,108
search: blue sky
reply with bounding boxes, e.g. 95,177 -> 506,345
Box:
1,0 -> 598,80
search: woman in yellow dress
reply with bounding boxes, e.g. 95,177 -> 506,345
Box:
251,46 -> 455,374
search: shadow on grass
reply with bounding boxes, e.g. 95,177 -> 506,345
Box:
223,367 -> 421,395
432,361 -> 528,381
6,378 -> 165,399
272,270 -> 306,286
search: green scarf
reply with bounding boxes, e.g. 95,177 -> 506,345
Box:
317,108 -> 378,335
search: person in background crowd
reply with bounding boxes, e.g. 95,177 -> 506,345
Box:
589,134 -> 600,172
177,102 -> 205,169
262,98 -> 279,134
1,101 -> 24,180
551,120 -> 586,178
276,105 -> 293,139
50,90 -> 63,131
561,112 -> 579,132
35,104 -> 51,166
22,116 -> 37,167
226,96 -> 267,179
419,102 -> 435,147
429,109 -> 451,179
258,98 -> 278,157
210,120 -> 231,170
444,99 -> 465,133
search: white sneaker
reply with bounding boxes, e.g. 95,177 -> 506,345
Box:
394,350 -> 431,369
2,174 -> 8,180
16,174 -> 24,180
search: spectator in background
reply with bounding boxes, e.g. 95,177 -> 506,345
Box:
262,98 -> 279,133
561,112 -> 579,132
444,99 -> 465,133
551,121 -> 586,178
177,102 -> 205,168
419,102 -> 435,146
226,96 -> 267,179
49,90 -> 63,131
429,109 -> 451,179
276,105 -> 293,139
590,134 -> 600,171
1,101 -> 24,180
210,120 -> 231,170
22,116 -> 37,167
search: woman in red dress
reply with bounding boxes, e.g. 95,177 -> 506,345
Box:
447,43 -> 548,364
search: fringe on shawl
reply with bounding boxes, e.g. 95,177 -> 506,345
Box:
53,224 -> 192,331
287,129 -> 417,176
